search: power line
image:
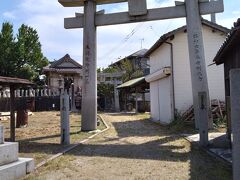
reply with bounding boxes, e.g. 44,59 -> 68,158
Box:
100,22 -> 144,61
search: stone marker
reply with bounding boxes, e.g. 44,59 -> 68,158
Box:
60,90 -> 70,145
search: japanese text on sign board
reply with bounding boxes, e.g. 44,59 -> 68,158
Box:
193,33 -> 203,81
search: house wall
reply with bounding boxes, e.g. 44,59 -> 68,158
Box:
150,81 -> 160,121
149,25 -> 226,124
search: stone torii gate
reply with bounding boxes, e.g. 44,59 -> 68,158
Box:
58,0 -> 224,146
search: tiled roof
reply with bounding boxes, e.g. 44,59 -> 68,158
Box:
50,54 -> 82,68
213,18 -> 240,65
0,76 -> 33,86
144,19 -> 230,57
111,49 -> 148,67
43,54 -> 82,74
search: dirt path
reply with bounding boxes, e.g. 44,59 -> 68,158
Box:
27,113 -> 231,180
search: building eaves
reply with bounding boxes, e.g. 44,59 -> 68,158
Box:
213,18 -> 240,65
42,67 -> 82,74
144,19 -> 230,58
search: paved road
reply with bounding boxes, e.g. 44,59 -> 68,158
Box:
29,113 -> 231,180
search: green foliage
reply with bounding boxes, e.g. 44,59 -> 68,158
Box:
97,83 -> 114,98
119,59 -> 144,82
0,22 -> 48,81
168,110 -> 185,132
213,115 -> 227,128
168,110 -> 196,133
0,22 -> 16,77
100,66 -> 118,73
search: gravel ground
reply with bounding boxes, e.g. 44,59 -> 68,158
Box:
25,113 -> 231,180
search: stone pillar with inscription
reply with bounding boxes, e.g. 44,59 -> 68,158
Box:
185,0 -> 210,146
60,90 -> 70,145
81,0 -> 97,131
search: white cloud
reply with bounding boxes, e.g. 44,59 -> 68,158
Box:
232,11 -> 240,15
3,12 -> 16,19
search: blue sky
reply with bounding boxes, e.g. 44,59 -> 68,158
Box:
0,0 -> 239,67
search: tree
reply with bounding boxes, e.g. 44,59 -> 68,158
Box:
0,22 -> 16,77
0,22 -> 48,81
119,59 -> 143,82
15,24 -> 48,81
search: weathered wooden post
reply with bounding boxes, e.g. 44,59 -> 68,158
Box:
10,85 -> 15,142
135,89 -> 138,113
230,69 -> 240,180
60,90 -> 70,145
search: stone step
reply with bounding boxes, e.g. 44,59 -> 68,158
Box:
0,157 -> 34,180
0,142 -> 18,166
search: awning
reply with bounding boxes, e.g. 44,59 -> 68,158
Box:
117,77 -> 146,89
145,67 -> 171,83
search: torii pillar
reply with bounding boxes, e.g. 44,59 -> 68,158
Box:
185,0 -> 210,146
81,0 -> 97,131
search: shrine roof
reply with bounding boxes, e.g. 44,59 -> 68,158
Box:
43,54 -> 82,74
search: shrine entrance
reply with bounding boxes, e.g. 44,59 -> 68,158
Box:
58,0 -> 224,147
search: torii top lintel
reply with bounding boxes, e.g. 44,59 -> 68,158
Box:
60,0 -> 224,29
58,0 -> 127,7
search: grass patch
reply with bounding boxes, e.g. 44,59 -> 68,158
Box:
1,111 -> 107,165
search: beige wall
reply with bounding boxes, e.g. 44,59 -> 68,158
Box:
149,25 -> 226,124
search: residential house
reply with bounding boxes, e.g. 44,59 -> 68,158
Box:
145,19 -> 229,124
110,49 -> 150,76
